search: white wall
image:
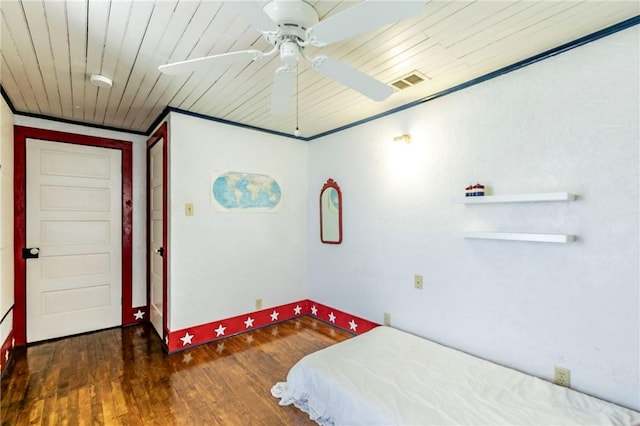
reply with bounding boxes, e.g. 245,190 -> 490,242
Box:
13,116 -> 148,307
307,26 -> 639,410
0,97 -> 15,347
167,113 -> 308,330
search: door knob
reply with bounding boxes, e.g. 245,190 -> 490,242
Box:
156,247 -> 164,257
22,247 -> 40,259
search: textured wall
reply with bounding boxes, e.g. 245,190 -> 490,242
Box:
167,114 -> 309,330
307,26 -> 639,409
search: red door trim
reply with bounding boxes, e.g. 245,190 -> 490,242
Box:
146,122 -> 169,347
13,126 -> 134,346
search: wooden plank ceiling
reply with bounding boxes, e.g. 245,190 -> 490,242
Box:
1,1 -> 638,138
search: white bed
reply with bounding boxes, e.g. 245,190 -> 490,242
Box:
272,326 -> 640,425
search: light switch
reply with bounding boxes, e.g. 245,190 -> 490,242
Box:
185,203 -> 194,216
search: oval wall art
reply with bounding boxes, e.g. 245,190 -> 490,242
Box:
212,171 -> 282,212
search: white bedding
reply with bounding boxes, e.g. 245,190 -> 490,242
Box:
272,326 -> 640,425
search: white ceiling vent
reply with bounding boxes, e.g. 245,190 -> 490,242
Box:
391,71 -> 428,90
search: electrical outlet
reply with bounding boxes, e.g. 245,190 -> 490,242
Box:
414,274 -> 423,290
185,203 -> 194,216
383,312 -> 391,326
256,298 -> 262,310
554,366 -> 570,387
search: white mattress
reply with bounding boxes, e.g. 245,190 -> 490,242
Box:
272,326 -> 640,425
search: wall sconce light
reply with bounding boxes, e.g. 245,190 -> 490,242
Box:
393,134 -> 411,144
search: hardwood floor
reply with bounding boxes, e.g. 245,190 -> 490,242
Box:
1,317 -> 353,425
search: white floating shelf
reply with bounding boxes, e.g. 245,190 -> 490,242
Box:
464,232 -> 576,243
454,192 -> 576,204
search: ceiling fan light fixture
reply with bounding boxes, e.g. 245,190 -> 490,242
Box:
279,41 -> 299,65
89,74 -> 113,88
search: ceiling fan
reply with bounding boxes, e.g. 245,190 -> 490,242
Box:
158,0 -> 426,115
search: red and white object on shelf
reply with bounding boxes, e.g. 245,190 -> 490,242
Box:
466,183 -> 485,197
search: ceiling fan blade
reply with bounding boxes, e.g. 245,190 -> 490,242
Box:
229,1 -> 279,33
271,66 -> 296,115
312,56 -> 393,102
158,50 -> 263,75
306,1 -> 426,46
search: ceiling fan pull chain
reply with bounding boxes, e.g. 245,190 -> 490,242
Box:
295,63 -> 300,137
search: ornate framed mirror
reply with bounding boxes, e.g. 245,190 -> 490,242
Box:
320,179 -> 342,244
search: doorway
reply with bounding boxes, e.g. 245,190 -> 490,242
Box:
13,126 -> 133,346
146,123 -> 168,345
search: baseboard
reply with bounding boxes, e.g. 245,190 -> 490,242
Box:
126,305 -> 149,324
165,299 -> 379,353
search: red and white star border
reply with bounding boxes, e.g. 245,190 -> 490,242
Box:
164,300 -> 379,353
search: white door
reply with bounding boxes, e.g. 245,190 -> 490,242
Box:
149,141 -> 164,337
26,139 -> 122,342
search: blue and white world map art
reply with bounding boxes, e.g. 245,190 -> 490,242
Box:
212,171 -> 282,211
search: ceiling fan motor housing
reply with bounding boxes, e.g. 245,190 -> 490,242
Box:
263,0 -> 319,41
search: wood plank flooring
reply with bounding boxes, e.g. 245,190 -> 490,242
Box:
1,317 -> 353,425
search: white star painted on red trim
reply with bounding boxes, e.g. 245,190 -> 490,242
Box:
164,335 -> 169,346
349,319 -> 358,331
215,324 -> 226,337
180,332 -> 193,346
311,305 -> 318,315
4,350 -> 8,362
294,305 -> 302,315
133,309 -> 145,320
328,312 -> 336,323
244,317 -> 255,328
270,310 -> 279,321
11,338 -> 15,347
